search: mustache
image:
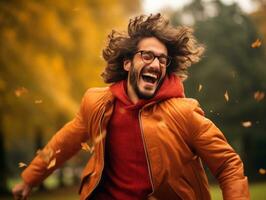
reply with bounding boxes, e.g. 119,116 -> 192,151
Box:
141,66 -> 161,76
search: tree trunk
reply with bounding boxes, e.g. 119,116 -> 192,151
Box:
0,117 -> 9,195
35,127 -> 46,191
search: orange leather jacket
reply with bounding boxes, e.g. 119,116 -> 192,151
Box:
22,87 -> 250,200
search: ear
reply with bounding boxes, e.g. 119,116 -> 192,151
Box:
123,59 -> 131,72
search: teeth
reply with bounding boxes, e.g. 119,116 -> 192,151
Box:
141,73 -> 158,84
142,73 -> 157,79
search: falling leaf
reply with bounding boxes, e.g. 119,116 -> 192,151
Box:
14,87 -> 28,97
18,162 -> 27,168
251,39 -> 262,48
254,91 -> 264,102
94,131 -> 107,144
224,91 -> 229,102
242,121 -> 252,128
34,99 -> 43,104
81,142 -> 94,153
198,84 -> 203,92
36,149 -> 41,155
36,147 -> 54,164
47,158 -> 56,169
55,149 -> 61,154
259,168 -> 266,175
81,142 -> 90,151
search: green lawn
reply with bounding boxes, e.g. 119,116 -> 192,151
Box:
210,182 -> 266,200
2,182 -> 266,200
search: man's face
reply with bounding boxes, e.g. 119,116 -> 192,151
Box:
124,37 -> 168,100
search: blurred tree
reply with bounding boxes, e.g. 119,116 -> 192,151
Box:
0,119 -> 8,194
251,0 -> 266,51
171,0 -> 266,181
183,0 -> 206,21
0,0 -> 140,193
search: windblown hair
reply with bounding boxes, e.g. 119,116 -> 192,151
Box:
101,13 -> 205,83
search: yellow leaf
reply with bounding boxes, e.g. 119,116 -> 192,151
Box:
47,158 -> 56,169
81,142 -> 90,151
242,121 -> 252,128
55,149 -> 61,154
251,39 -> 262,48
198,84 -> 203,92
81,142 -> 94,153
18,162 -> 27,168
37,147 -> 54,164
259,168 -> 266,175
14,87 -> 28,97
224,91 -> 229,102
254,91 -> 264,102
34,99 -> 43,104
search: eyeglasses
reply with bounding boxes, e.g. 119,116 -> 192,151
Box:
135,50 -> 171,68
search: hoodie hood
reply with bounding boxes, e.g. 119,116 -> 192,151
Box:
110,74 -> 185,110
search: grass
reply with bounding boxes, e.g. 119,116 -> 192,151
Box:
210,182 -> 266,200
2,182 -> 266,199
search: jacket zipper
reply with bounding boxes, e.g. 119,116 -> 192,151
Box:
138,109 -> 155,196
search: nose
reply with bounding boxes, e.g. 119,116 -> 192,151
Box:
149,57 -> 160,70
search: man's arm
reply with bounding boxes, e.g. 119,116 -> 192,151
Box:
12,90 -> 90,199
188,104 -> 250,200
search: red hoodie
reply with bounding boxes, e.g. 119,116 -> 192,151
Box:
90,75 -> 184,200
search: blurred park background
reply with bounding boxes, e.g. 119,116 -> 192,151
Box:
0,0 -> 266,199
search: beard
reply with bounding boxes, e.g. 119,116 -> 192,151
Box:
128,63 -> 164,100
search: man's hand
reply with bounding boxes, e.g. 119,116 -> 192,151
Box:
12,182 -> 32,200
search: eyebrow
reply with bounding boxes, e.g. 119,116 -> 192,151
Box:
139,50 -> 168,57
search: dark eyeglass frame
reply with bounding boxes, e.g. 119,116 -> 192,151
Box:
135,50 -> 171,68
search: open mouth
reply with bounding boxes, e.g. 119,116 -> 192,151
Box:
141,73 -> 159,84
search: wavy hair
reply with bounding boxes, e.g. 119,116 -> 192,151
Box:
101,13 -> 205,83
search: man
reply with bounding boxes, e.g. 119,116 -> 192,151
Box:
12,13 -> 249,200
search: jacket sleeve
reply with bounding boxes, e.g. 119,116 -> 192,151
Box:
21,90 -> 90,187
188,103 -> 250,200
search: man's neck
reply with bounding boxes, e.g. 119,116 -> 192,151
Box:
126,81 -> 139,104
